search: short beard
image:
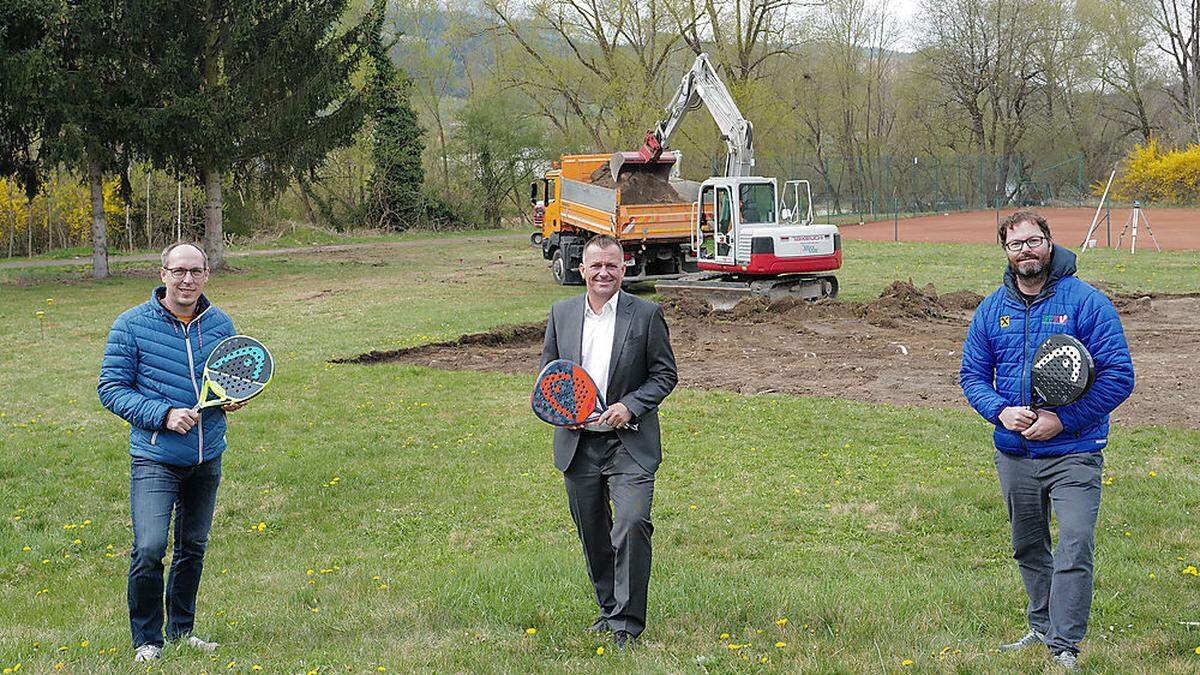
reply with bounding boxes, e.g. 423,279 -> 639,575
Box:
1014,260 -> 1046,278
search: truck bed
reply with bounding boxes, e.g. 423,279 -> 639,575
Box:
559,176 -> 694,242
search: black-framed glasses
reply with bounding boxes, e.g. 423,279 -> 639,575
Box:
1004,236 -> 1047,252
163,266 -> 208,280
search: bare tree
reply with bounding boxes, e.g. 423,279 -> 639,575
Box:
1151,0 -> 1200,141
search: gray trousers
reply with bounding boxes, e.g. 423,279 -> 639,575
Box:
564,431 -> 655,637
995,450 -> 1103,655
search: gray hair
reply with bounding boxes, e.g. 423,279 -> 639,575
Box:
160,242 -> 209,268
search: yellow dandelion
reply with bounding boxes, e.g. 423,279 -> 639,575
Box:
760,656 -> 769,664
775,617 -> 788,627
720,633 -> 730,640
1183,565 -> 1199,576
902,659 -> 913,666
226,661 -> 235,669
525,627 -> 537,635
83,519 -> 92,526
775,642 -> 786,649
56,646 -> 67,652
80,640 -> 88,648
1149,471 -> 1157,477
596,646 -> 605,655
377,667 -> 386,672
1194,646 -> 1200,654
46,298 -> 54,305
54,666 -> 63,672
306,569 -> 315,576
22,546 -> 30,552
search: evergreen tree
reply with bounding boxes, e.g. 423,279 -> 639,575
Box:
0,1 -> 61,210
154,0 -> 385,268
367,35 -> 427,229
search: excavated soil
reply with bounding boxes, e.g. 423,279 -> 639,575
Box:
338,282 -> 1199,429
588,163 -> 685,204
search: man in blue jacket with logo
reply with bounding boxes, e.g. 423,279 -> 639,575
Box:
960,211 -> 1134,670
98,242 -> 243,663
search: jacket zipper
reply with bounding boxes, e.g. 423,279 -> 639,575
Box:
184,330 -> 203,463
150,430 -> 158,446
161,299 -> 214,465
1021,299 -> 1031,458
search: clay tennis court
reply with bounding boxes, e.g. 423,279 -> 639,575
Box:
843,206 -> 1200,250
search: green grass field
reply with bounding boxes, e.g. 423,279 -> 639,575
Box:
1,236 -> 1198,673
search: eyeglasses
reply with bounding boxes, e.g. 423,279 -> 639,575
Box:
1004,236 -> 1048,252
163,266 -> 208,280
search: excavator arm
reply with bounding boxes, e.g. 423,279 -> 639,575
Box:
611,53 -> 754,179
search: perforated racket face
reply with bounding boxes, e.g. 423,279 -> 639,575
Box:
1031,334 -> 1094,407
205,336 -> 273,402
532,359 -> 599,426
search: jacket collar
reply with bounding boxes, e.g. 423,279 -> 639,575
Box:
1002,244 -> 1076,306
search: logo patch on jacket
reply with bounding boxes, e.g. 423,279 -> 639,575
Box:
999,315 -> 1011,328
1042,314 -> 1069,324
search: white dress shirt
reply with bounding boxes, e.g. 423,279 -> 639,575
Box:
580,292 -> 619,431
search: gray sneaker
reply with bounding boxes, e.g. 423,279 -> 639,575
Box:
179,635 -> 219,653
1052,650 -> 1079,671
999,629 -> 1045,651
133,644 -> 162,662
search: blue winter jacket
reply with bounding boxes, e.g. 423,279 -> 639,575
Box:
98,287 -> 236,466
960,245 -> 1134,457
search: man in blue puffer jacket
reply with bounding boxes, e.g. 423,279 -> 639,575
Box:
960,211 -> 1134,671
98,242 -> 242,663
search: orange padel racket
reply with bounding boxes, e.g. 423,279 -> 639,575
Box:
532,359 -> 637,430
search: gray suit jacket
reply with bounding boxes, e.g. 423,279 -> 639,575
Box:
540,291 -> 678,473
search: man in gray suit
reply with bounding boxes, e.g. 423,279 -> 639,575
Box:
540,235 -> 678,650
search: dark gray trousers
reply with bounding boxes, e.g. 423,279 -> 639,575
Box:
564,431 -> 655,637
995,450 -> 1103,655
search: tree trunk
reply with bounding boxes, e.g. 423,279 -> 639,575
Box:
88,154 -> 110,279
202,167 -> 225,269
26,197 -> 34,257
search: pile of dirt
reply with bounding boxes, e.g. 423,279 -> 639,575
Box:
665,280 -> 978,327
588,163 -> 682,204
862,280 -> 948,327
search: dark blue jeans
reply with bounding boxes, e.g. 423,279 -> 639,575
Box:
129,455 -> 221,648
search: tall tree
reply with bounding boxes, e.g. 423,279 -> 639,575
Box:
366,33 -> 426,229
154,0 -> 384,268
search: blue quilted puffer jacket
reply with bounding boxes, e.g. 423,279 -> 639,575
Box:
960,245 -> 1135,457
98,287 -> 236,466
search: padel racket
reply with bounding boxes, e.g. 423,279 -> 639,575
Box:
193,335 -> 274,411
532,359 -> 637,431
1030,333 -> 1094,413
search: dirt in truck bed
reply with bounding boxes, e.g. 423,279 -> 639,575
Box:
337,281 -> 1199,429
588,163 -> 687,204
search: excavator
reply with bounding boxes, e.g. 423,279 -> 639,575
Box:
617,53 -> 842,310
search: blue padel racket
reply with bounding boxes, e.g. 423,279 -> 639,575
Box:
532,359 -> 637,431
1030,333 -> 1094,414
193,335 -> 274,411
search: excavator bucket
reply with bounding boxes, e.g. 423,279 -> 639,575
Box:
609,150 -> 677,181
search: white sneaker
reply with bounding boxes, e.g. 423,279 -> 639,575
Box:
180,635 -> 219,652
999,629 -> 1046,651
133,644 -> 162,662
1052,650 -> 1079,671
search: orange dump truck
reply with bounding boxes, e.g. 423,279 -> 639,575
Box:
529,152 -> 700,285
